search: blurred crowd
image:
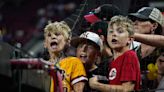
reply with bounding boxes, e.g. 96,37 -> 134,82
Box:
0,0 -> 80,45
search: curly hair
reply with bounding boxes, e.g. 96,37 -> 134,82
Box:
109,15 -> 134,36
44,21 -> 72,40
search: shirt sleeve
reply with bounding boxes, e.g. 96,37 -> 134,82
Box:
120,51 -> 140,82
70,57 -> 88,85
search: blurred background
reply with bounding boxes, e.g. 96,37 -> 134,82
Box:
0,0 -> 163,92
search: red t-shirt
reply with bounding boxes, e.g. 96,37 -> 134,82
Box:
108,50 -> 141,90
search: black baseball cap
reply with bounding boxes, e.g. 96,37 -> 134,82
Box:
90,21 -> 108,37
84,4 -> 122,23
129,7 -> 164,27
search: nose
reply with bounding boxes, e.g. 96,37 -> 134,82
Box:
134,20 -> 139,25
111,30 -> 117,37
51,34 -> 57,39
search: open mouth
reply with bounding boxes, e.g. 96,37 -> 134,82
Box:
159,59 -> 164,62
111,39 -> 118,43
80,55 -> 87,58
79,54 -> 87,63
50,41 -> 58,49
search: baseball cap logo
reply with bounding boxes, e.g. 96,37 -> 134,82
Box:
80,32 -> 89,38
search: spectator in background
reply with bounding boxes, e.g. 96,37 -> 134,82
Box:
156,49 -> 164,83
89,21 -> 112,77
129,6 -> 164,65
156,49 -> 164,92
90,21 -> 112,59
43,21 -> 87,92
129,7 -> 164,50
129,7 -> 164,89
84,4 -> 122,24
129,7 -> 164,58
89,15 -> 141,92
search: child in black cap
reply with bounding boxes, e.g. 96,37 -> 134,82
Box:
89,21 -> 113,78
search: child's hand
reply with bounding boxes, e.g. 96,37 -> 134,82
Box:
40,58 -> 55,69
89,76 -> 99,89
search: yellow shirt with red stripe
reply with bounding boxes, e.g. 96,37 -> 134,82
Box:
50,56 -> 87,92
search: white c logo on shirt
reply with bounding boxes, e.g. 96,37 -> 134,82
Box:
109,68 -> 117,80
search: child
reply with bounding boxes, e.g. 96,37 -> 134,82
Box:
43,21 -> 87,92
89,15 -> 141,92
71,31 -> 107,91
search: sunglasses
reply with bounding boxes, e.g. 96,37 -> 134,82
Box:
131,17 -> 155,23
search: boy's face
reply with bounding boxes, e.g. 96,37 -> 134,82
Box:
76,42 -> 99,66
44,31 -> 67,53
107,24 -> 130,49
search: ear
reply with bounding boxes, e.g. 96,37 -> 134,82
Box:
127,36 -> 134,45
95,50 -> 101,60
151,23 -> 158,33
153,23 -> 158,29
65,38 -> 71,47
67,37 -> 71,43
67,32 -> 72,45
100,35 -> 105,42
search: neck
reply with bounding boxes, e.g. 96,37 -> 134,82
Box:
49,51 -> 64,63
113,46 -> 129,60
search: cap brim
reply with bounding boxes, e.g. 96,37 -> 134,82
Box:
129,13 -> 149,20
71,38 -> 86,48
84,14 -> 100,23
71,37 -> 100,49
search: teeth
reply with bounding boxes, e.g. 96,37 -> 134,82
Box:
50,41 -> 58,49
80,55 -> 87,58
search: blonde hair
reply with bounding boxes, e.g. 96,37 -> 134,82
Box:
44,21 -> 72,40
109,15 -> 134,36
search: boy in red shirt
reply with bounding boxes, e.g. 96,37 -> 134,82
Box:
89,15 -> 141,92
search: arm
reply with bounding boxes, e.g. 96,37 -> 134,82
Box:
73,82 -> 85,92
89,76 -> 135,92
71,57 -> 88,92
134,33 -> 164,47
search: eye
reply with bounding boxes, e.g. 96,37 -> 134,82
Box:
77,43 -> 85,48
54,32 -> 62,36
48,33 -> 51,37
117,28 -> 124,33
108,30 -> 113,33
87,45 -> 95,49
